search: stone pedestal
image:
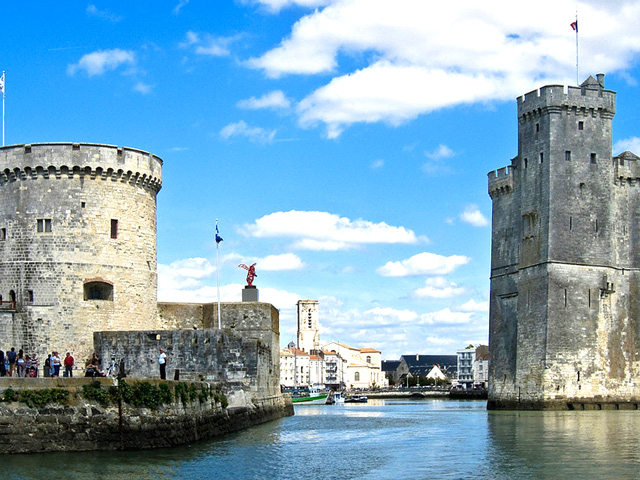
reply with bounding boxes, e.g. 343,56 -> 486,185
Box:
242,285 -> 259,302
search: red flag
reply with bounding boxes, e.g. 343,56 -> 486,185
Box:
570,21 -> 578,32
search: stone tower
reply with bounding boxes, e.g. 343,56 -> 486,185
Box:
0,143 -> 162,363
488,75 -> 640,409
297,299 -> 319,353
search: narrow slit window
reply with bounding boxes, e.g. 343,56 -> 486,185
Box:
565,151 -> 571,161
569,216 -> 572,231
564,289 -> 567,308
110,219 -> 118,239
0,227 -> 5,240
28,290 -> 34,303
539,152 -> 544,164
578,121 -> 584,130
524,158 -> 528,169
591,153 -> 597,164
536,123 -> 540,132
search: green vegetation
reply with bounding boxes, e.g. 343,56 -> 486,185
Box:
0,381 -> 227,410
1,387 -> 69,407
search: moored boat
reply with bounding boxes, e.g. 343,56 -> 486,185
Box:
290,386 -> 329,405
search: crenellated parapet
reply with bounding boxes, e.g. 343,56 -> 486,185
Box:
614,151 -> 640,185
488,165 -> 514,198
517,75 -> 616,123
0,143 -> 162,192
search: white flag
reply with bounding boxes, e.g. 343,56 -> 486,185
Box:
0,73 -> 4,94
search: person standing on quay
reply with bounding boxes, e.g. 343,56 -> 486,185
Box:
0,347 -> 5,377
51,352 -> 61,377
6,347 -> 17,377
158,349 -> 167,380
64,352 -> 74,377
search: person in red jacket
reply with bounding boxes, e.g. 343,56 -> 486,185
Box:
63,352 -> 74,378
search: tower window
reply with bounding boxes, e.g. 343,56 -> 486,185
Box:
27,290 -> 34,303
591,153 -> 597,164
110,219 -> 118,239
83,280 -> 114,301
536,123 -> 540,133
565,151 -> 571,161
539,152 -> 544,164
524,158 -> 528,169
578,121 -> 584,130
0,228 -> 5,240
37,219 -> 52,233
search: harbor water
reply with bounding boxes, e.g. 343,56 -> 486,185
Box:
4,398 -> 640,479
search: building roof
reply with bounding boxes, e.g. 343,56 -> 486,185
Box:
400,354 -> 457,368
381,360 -> 401,372
360,347 -> 380,353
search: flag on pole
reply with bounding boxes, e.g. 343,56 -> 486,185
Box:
0,72 -> 4,94
570,21 -> 578,32
215,223 -> 223,244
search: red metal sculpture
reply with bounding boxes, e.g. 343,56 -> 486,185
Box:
238,263 -> 257,286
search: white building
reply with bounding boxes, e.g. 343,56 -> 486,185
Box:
279,348 -> 310,387
473,345 -> 489,388
323,342 -> 385,390
456,348 -> 474,389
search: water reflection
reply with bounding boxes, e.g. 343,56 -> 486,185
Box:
487,411 -> 640,479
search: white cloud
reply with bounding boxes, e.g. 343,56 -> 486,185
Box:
220,120 -> 276,143
426,336 -> 457,346
413,277 -> 466,299
237,90 -> 291,110
180,30 -> 236,56
370,159 -> 384,170
246,0 -> 332,13
376,252 -> 470,277
363,307 -> 419,325
420,307 -> 473,325
460,204 -> 489,227
86,4 -> 122,22
613,136 -> 640,156
67,49 -> 135,76
173,0 -> 190,14
425,144 -> 455,160
259,253 -> 304,270
242,210 -> 423,250
458,299 -> 489,312
134,82 -> 152,94
246,0 -> 640,136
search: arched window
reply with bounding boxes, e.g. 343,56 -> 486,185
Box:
83,279 -> 114,301
354,372 -> 360,382
366,356 -> 371,364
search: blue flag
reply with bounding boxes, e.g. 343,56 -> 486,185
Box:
215,223 -> 223,244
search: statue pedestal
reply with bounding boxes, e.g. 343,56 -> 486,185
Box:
242,285 -> 259,302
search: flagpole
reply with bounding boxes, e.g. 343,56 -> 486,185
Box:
2,71 -> 5,147
215,218 -> 222,329
574,9 -> 579,85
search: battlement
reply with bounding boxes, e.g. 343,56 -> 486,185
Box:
488,165 -> 514,198
517,76 -> 616,118
0,143 -> 162,192
614,151 -> 640,184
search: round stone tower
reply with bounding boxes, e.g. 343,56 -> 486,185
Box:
0,143 -> 162,364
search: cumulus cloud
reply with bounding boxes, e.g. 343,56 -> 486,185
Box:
134,82 -> 153,94
413,277 -> 466,299
613,137 -> 640,156
376,252 -> 470,277
460,204 -> 489,227
370,159 -> 384,170
246,0 -> 332,13
220,120 -> 276,143
458,299 -> 489,312
246,0 -> 640,136
242,210 -> 423,250
237,90 -> 291,110
180,30 -> 237,56
420,307 -> 473,325
86,4 -> 122,22
425,144 -> 455,160
258,253 -> 304,271
67,49 -> 135,76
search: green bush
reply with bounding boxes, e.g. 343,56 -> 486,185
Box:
2,388 -> 17,402
83,381 -> 111,407
19,388 -> 69,408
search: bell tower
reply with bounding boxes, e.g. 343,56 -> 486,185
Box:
297,299 -> 320,353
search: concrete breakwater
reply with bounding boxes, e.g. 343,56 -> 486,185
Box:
0,378 -> 293,454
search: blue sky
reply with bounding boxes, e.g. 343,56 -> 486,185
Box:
3,1 -> 640,359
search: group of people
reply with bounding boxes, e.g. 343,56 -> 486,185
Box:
0,347 -> 40,377
0,348 -> 75,378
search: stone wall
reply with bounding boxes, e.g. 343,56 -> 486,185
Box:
0,378 -> 293,453
488,76 -> 640,409
0,143 -> 162,364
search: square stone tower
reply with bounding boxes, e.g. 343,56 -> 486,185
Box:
297,299 -> 320,353
488,75 -> 640,409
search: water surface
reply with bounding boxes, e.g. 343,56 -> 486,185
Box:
4,399 -> 639,479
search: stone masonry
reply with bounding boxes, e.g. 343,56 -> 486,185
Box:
0,143 -> 162,363
488,74 -> 640,410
